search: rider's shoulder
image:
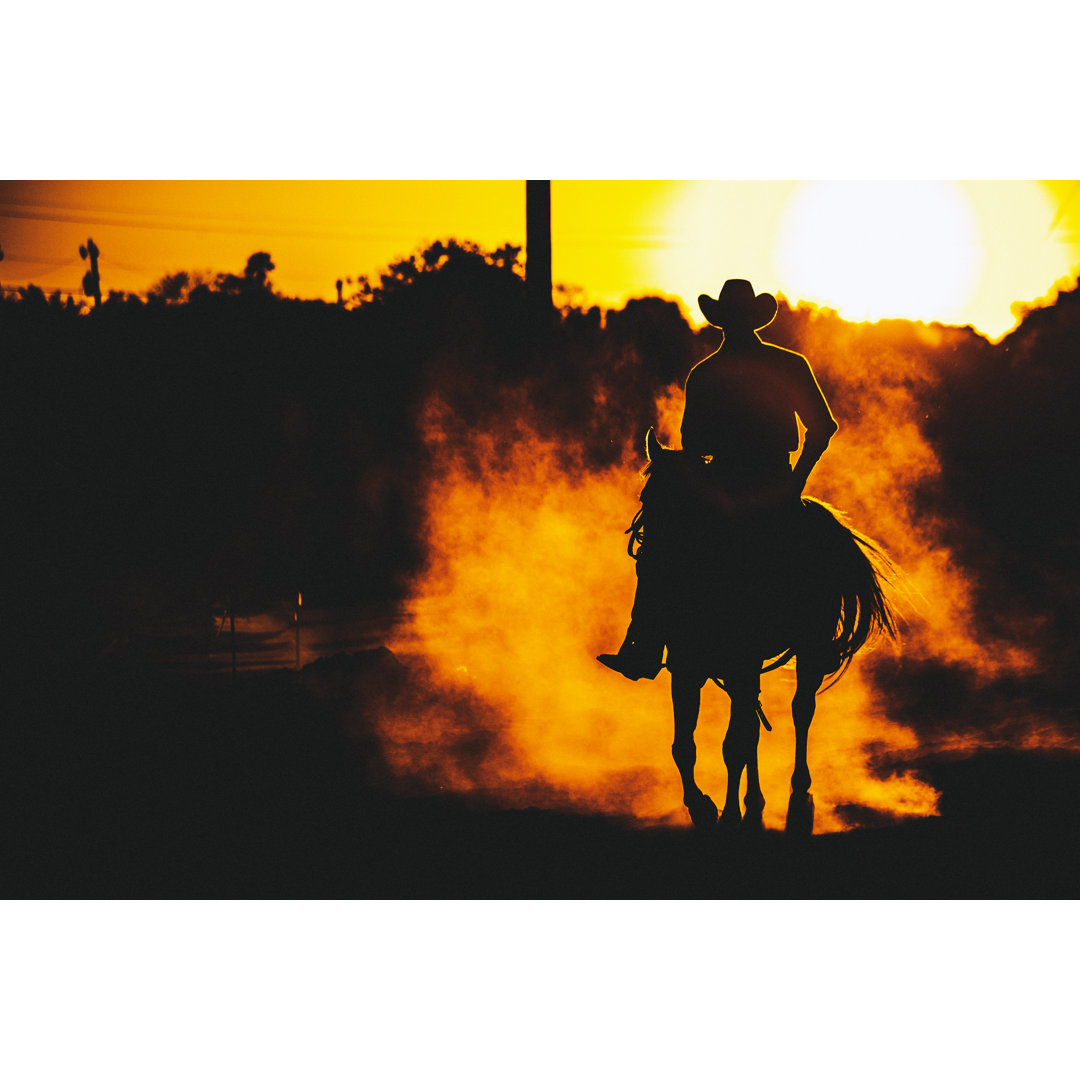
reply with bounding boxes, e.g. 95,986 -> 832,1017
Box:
686,341 -> 810,381
757,339 -> 808,365
685,355 -> 716,383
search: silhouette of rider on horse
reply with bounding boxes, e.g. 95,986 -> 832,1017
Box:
598,278 -> 838,680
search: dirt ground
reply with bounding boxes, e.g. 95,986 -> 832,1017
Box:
4,652 -> 1078,899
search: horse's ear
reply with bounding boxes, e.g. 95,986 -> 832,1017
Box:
645,426 -> 663,462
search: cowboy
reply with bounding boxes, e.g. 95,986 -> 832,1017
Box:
598,278 -> 838,679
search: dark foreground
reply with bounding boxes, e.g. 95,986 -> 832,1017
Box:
4,652 -> 1078,899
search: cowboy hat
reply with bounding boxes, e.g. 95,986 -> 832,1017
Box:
698,279 -> 778,330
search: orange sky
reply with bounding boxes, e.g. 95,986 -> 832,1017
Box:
1,180 -> 1078,340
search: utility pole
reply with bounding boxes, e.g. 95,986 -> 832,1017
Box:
294,591 -> 302,671
526,180 -> 553,344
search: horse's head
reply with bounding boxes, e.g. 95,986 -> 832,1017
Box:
641,426 -> 726,518
645,426 -> 678,467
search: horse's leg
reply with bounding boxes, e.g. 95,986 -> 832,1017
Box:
786,658 -> 825,835
743,712 -> 766,830
671,669 -> 717,829
720,666 -> 762,828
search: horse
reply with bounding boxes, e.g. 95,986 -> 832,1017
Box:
628,428 -> 898,834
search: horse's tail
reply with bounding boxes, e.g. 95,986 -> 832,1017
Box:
802,498 -> 900,687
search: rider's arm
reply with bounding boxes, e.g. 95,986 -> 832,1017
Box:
679,361 -> 709,456
790,355 -> 838,494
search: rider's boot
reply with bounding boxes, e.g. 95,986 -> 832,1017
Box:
597,625 -> 663,680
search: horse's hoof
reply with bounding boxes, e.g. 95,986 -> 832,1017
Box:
685,793 -> 719,831
785,792 -> 815,837
718,807 -> 742,832
743,794 -> 766,831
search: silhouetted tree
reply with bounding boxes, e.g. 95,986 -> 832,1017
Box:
216,252 -> 277,296
605,296 -> 697,385
104,289 -> 143,309
148,271 -> 190,303
18,283 -> 46,306
362,239 -> 522,303
243,251 -> 274,290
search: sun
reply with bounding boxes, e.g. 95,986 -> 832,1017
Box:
768,180 -> 1078,339
771,181 -> 983,327
652,180 -> 1076,341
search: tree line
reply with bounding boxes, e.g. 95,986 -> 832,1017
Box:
5,235 -> 1078,713
3,238 -> 700,668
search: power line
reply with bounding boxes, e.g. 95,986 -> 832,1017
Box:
0,202 -> 421,246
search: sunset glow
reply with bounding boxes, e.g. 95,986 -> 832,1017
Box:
3,181 -> 1077,341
